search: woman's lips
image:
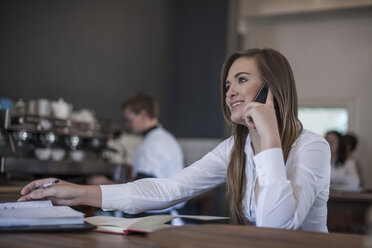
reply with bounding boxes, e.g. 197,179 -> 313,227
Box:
231,100 -> 245,110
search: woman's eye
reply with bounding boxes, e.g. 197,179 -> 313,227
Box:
225,82 -> 231,90
238,77 -> 248,83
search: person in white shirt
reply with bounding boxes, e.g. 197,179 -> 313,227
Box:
121,93 -> 185,219
19,48 -> 331,232
89,92 -> 184,183
121,93 -> 184,180
326,131 -> 361,190
132,126 -> 184,179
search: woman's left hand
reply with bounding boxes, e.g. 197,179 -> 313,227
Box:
242,88 -> 281,153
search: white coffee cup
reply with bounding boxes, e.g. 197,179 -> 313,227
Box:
35,148 -> 52,160
37,99 -> 51,117
51,149 -> 66,161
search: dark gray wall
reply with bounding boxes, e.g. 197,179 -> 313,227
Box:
0,0 -> 227,138
0,0 -> 172,122
166,0 -> 227,138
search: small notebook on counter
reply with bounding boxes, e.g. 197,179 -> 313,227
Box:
85,215 -> 229,235
0,200 -> 95,232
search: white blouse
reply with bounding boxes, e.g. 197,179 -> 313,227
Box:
100,129 -> 330,232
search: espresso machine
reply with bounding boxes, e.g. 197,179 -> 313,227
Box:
0,108 -> 120,185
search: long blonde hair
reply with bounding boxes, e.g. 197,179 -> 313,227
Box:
221,48 -> 303,225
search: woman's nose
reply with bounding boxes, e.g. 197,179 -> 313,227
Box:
226,85 -> 237,98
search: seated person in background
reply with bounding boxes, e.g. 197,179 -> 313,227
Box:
121,92 -> 184,181
89,93 -> 184,183
19,48 -> 331,232
325,131 -> 360,190
343,133 -> 362,187
89,92 -> 185,222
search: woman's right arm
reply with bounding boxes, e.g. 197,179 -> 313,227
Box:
18,138 -> 231,211
100,138 -> 232,213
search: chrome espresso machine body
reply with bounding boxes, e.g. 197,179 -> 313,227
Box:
0,109 -> 119,184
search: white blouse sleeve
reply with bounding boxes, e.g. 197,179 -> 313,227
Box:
253,139 -> 330,229
100,138 -> 232,213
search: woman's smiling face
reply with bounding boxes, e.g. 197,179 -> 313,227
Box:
225,57 -> 263,125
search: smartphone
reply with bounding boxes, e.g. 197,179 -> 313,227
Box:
253,85 -> 268,103
254,85 -> 279,109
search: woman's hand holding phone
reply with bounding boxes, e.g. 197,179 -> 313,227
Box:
242,88 -> 281,153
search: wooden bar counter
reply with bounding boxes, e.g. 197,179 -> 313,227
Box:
0,224 -> 368,248
328,190 -> 372,234
1,231 -> 157,248
150,224 -> 368,248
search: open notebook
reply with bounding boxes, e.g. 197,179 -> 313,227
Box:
0,200 -> 94,232
85,215 -> 229,235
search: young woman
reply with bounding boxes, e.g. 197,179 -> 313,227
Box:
19,48 -> 331,232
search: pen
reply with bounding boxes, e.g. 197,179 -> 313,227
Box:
30,179 -> 60,192
42,179 -> 60,188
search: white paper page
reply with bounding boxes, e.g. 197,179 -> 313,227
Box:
85,215 -> 175,233
176,215 -> 230,221
85,216 -> 139,229
0,206 -> 84,226
0,206 -> 84,218
0,200 -> 53,210
129,215 -> 176,229
1,217 -> 84,226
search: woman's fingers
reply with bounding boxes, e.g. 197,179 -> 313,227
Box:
245,117 -> 256,129
20,178 -> 57,195
243,106 -> 258,130
17,193 -> 32,202
18,185 -> 56,202
265,88 -> 275,106
243,101 -> 261,112
20,179 -> 43,195
18,179 -> 72,203
18,179 -> 92,207
17,190 -> 44,202
243,98 -> 276,132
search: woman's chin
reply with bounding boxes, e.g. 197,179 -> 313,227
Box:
230,114 -> 246,126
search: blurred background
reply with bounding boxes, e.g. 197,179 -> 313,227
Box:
0,0 -> 227,138
1,0 -> 372,234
